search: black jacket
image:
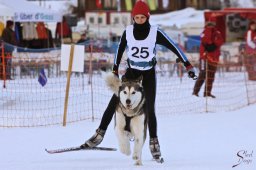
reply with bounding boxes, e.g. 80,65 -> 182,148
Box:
2,27 -> 17,53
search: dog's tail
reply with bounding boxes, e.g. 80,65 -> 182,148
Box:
103,72 -> 121,96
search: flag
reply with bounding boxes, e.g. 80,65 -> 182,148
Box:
104,0 -> 111,8
116,0 -> 121,11
162,0 -> 169,9
38,68 -> 47,87
125,0 -> 132,11
147,0 -> 157,11
96,0 -> 102,9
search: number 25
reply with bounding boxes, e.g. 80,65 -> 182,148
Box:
131,47 -> 149,59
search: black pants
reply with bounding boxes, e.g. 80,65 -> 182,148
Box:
99,67 -> 158,138
193,59 -> 218,95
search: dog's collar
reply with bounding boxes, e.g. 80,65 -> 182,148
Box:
119,100 -> 145,118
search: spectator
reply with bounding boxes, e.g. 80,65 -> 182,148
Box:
2,20 -> 17,79
192,18 -> 224,98
0,37 -> 3,79
244,21 -> 256,80
0,36 -> 3,50
76,33 -> 88,44
55,16 -> 72,45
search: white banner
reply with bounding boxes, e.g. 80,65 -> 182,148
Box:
14,12 -> 62,22
61,44 -> 85,73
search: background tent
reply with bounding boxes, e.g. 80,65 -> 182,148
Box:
204,8 -> 256,42
150,8 -> 205,29
0,0 -> 63,49
0,0 -> 62,22
0,3 -> 13,18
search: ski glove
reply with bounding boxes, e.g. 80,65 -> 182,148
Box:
112,65 -> 119,78
176,58 -> 197,80
112,70 -> 119,77
204,43 -> 217,52
186,65 -> 197,80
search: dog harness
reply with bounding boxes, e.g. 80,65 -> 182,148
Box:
120,106 -> 145,133
126,25 -> 157,70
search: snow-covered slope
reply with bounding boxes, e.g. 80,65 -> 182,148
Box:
0,104 -> 255,170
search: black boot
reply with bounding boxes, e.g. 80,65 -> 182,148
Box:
80,128 -> 106,148
149,137 -> 162,159
192,92 -> 199,97
203,93 -> 216,98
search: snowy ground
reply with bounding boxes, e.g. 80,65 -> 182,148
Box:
0,104 -> 255,170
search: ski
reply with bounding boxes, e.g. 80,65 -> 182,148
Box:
45,146 -> 117,154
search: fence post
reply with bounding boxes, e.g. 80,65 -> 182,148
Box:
242,54 -> 250,105
89,44 -> 94,121
63,44 -> 75,126
205,59 -> 208,113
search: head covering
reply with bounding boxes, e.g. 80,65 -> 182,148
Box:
132,1 -> 150,18
205,17 -> 216,26
6,20 -> 14,27
249,20 -> 256,26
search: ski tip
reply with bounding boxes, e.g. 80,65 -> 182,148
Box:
45,148 -> 54,154
45,148 -> 50,153
44,146 -> 117,154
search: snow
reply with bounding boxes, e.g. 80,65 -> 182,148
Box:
0,103 -> 255,170
1,1 -> 256,169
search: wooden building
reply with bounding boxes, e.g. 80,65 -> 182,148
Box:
77,0 -> 221,18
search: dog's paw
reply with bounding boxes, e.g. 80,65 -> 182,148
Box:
132,152 -> 140,160
119,145 -> 131,156
134,160 -> 142,166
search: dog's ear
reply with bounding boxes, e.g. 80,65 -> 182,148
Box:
121,75 -> 128,82
138,86 -> 143,92
136,75 -> 143,85
138,75 -> 143,81
119,86 -> 122,92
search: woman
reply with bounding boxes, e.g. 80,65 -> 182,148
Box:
81,1 -> 196,161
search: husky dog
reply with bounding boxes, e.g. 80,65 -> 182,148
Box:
104,72 -> 147,165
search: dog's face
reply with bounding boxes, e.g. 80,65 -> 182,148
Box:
119,76 -> 144,110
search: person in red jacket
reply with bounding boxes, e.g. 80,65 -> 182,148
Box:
192,18 -> 224,98
55,16 -> 72,45
244,21 -> 256,80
